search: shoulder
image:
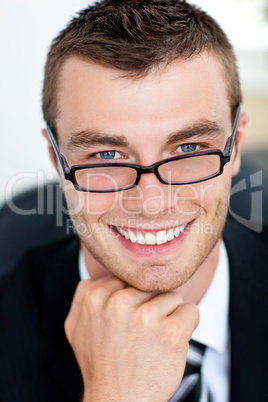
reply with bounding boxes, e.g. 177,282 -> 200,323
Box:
0,234 -> 80,344
223,217 -> 268,296
224,216 -> 268,256
0,235 -> 81,401
0,235 -> 80,306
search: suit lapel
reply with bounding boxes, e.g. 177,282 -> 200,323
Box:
40,236 -> 84,401
224,219 -> 268,402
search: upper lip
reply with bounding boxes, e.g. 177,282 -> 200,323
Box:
109,222 -> 190,233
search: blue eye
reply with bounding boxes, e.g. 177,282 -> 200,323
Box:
176,144 -> 200,153
97,150 -> 121,159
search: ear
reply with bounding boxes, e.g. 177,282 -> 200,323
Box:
42,128 -> 58,170
231,112 -> 248,177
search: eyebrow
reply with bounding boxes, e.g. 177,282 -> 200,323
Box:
67,119 -> 223,149
68,130 -> 129,149
166,120 -> 224,145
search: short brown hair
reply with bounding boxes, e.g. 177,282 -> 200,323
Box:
42,0 -> 242,134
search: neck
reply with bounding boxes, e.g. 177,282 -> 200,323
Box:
175,239 -> 221,304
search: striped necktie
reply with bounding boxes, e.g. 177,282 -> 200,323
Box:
168,340 -> 209,402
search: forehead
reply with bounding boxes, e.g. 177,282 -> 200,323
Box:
56,52 -> 230,144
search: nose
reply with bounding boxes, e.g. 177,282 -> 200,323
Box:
119,171 -> 171,217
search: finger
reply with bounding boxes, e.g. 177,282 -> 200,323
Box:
85,275 -> 128,308
168,303 -> 200,342
65,276 -> 126,339
68,276 -> 113,321
107,286 -> 161,309
65,278 -> 107,340
141,291 -> 184,318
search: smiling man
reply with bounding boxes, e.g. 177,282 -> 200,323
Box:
50,53 -> 242,296
1,1 -> 268,402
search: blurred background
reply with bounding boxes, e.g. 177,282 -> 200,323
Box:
1,0 -> 268,206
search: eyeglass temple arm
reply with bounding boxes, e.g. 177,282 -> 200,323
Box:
223,104 -> 241,157
46,124 -> 70,174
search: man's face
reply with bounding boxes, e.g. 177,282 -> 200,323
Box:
49,52 -> 244,292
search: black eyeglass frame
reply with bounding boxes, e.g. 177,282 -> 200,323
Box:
46,104 -> 241,193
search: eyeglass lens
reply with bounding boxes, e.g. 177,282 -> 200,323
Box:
73,154 -> 221,191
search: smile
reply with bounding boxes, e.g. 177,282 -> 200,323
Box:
115,224 -> 188,245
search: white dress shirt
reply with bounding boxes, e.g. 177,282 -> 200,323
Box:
78,241 -> 230,402
192,241 -> 230,402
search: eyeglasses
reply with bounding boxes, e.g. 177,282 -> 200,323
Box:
46,104 -> 241,193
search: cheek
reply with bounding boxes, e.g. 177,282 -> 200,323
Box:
63,185 -> 120,218
84,192 -> 120,216
178,178 -> 231,218
201,175 -> 232,216
172,183 -> 216,216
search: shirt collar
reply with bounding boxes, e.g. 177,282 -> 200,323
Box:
79,241 -> 229,354
192,241 -> 230,353
79,249 -> 90,280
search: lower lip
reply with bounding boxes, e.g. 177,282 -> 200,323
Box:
109,222 -> 193,256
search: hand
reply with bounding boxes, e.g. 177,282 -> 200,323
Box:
64,276 -> 199,402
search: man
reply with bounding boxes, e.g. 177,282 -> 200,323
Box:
0,1 -> 267,401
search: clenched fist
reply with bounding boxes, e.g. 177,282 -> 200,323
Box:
64,275 -> 199,402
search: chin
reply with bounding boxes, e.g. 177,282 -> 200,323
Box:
117,267 -> 190,293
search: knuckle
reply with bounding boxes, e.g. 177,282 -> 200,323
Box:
137,303 -> 156,326
168,318 -> 185,342
165,316 -> 192,352
83,285 -> 108,311
167,304 -> 200,346
77,278 -> 92,293
185,303 -> 200,328
74,278 -> 97,301
107,288 -> 133,312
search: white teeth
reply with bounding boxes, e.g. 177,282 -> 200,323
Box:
116,224 -> 187,246
167,229 -> 174,241
129,230 -> 137,243
145,232 -> 156,245
174,227 -> 180,237
156,230 -> 168,245
136,233 -> 145,244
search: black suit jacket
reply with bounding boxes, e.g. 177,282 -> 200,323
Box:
0,218 -> 267,402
